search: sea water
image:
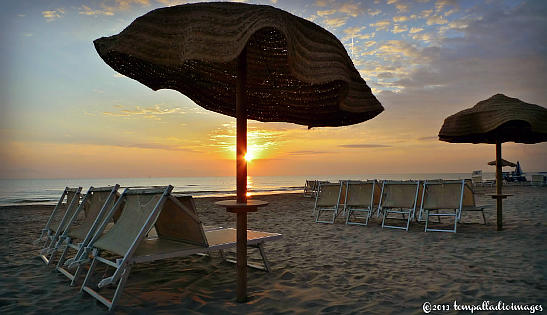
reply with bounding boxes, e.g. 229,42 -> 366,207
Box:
0,173 -> 495,206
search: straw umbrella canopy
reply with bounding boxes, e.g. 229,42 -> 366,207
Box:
487,159 -> 516,167
439,94 -> 547,231
94,2 -> 383,302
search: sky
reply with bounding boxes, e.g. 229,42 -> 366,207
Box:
1,0 -> 546,179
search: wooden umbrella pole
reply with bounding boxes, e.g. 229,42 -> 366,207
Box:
235,47 -> 248,302
496,141 -> 503,231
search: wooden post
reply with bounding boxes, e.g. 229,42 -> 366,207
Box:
235,47 -> 248,302
496,142 -> 503,231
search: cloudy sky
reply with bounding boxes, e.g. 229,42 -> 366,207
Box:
1,0 -> 546,179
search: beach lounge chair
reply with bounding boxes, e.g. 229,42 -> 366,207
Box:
460,180 -> 487,225
38,187 -> 82,263
304,180 -> 316,197
345,180 -> 376,226
314,182 -> 342,224
80,186 -> 282,311
471,170 -> 483,186
52,185 -> 120,284
378,181 -> 420,231
420,179 -> 465,233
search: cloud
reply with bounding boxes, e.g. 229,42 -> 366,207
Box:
409,27 -> 424,33
370,20 -> 391,31
380,0 -> 547,118
288,150 -> 331,155
79,5 -> 114,16
323,16 -> 348,28
420,9 -> 433,18
426,15 -> 448,25
103,104 -> 184,120
368,9 -> 381,16
392,24 -> 408,33
393,16 -> 409,22
338,144 -> 391,148
41,8 -> 65,22
434,0 -> 457,13
387,0 -> 409,13
80,0 -> 151,16
116,142 -> 192,151
317,9 -> 336,16
417,136 -> 437,141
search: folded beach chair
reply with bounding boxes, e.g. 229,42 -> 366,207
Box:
80,186 -> 281,311
37,187 -> 82,263
345,180 -> 376,226
314,182 -> 342,224
459,180 -> 487,225
378,181 -> 420,231
303,180 -> 316,197
51,185 -> 120,284
420,179 -> 465,233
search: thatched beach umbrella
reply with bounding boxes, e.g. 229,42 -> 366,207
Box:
94,2 -> 383,301
439,94 -> 547,231
487,159 -> 516,167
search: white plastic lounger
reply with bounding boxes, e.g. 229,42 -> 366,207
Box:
314,182 -> 342,224
53,185 -> 120,284
80,186 -> 282,311
378,181 -> 420,231
38,187 -> 82,263
345,180 -> 376,226
420,179 -> 465,233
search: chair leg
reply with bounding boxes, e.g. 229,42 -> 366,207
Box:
257,243 -> 271,272
56,244 -> 70,269
481,210 -> 487,225
110,265 -> 132,311
81,256 -> 98,293
424,211 -> 429,232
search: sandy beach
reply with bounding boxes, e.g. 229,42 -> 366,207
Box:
1,185 -> 546,314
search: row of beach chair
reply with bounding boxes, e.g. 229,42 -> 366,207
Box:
312,179 -> 486,233
35,185 -> 281,311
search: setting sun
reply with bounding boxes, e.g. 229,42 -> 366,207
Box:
244,152 -> 254,162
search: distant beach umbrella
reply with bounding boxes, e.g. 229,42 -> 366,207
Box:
94,2 -> 383,302
439,94 -> 547,231
487,159 -> 516,167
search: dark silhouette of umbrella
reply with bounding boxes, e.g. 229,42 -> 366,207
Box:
439,94 -> 547,231
94,2 -> 383,301
487,159 -> 516,167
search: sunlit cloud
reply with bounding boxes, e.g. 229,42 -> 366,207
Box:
368,8 -> 381,16
79,5 -> 114,16
103,104 -> 185,120
339,144 -> 391,148
393,16 -> 409,22
41,8 -> 65,22
426,15 -> 448,25
323,16 -> 348,28
409,27 -> 424,33
317,9 -> 336,16
288,150 -> 331,156
392,24 -> 408,33
370,20 -> 391,31
207,123 -> 285,160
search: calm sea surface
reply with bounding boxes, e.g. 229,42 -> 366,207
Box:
0,173 -> 498,206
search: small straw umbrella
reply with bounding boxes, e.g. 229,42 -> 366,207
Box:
487,159 -> 516,167
93,2 -> 383,301
439,94 -> 547,231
